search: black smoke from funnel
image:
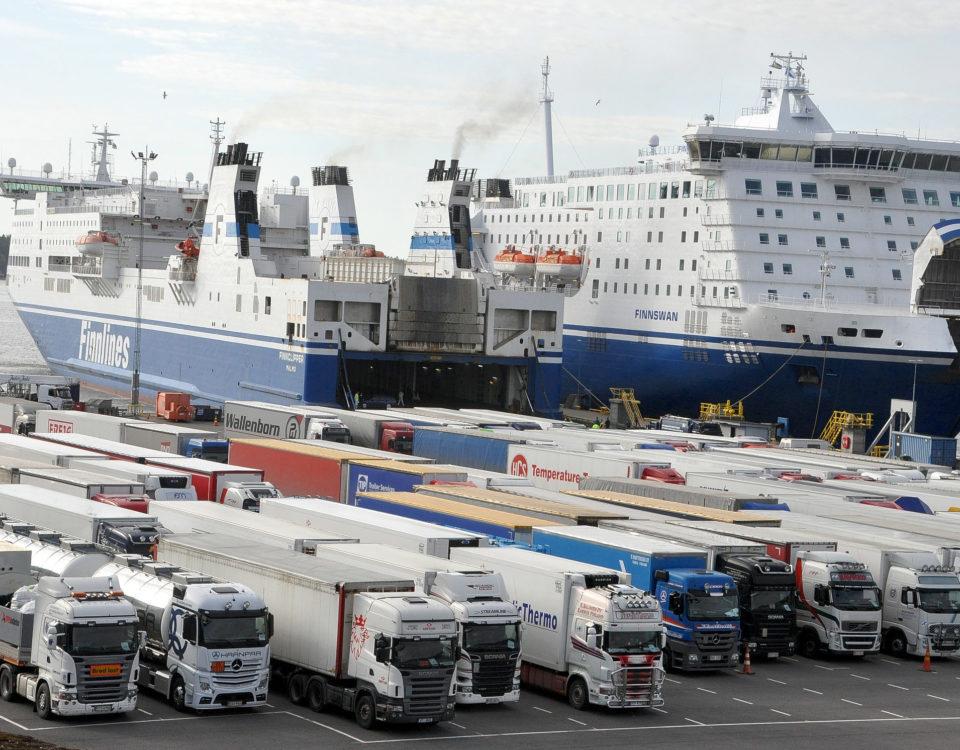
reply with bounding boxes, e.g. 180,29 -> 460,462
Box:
451,92 -> 536,159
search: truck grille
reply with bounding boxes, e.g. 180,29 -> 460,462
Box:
75,654 -> 135,704
611,666 -> 664,708
211,659 -> 262,688
841,635 -> 878,650
472,655 -> 518,697
755,622 -> 795,645
694,631 -> 737,652
842,621 -> 879,633
401,669 -> 454,717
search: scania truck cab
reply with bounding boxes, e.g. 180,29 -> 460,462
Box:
795,552 -> 882,657
717,554 -> 796,658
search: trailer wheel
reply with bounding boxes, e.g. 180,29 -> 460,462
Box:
171,675 -> 187,712
36,683 -> 52,720
288,673 -> 307,706
306,678 -> 326,713
885,630 -> 908,658
355,693 -> 376,730
798,631 -> 820,659
0,666 -> 16,702
566,677 -> 588,711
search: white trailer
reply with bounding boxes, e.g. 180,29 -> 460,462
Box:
599,520 -> 766,567
260,496 -> 487,557
160,533 -> 459,728
34,410 -> 132,441
67,459 -> 197,501
122,422 -> 219,456
504,444 -> 670,492
0,485 -> 160,558
148,501 -> 356,553
223,401 -> 350,442
450,545 -> 664,710
16,467 -> 144,500
0,434 -> 108,467
0,398 -> 41,435
308,543 -> 521,704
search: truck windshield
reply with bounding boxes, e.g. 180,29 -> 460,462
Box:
603,629 -> 660,655
50,387 -> 72,399
67,623 -> 138,656
202,445 -> 228,462
686,593 -> 739,620
200,614 -> 269,649
392,637 -> 457,670
391,436 -> 414,454
831,587 -> 881,611
917,589 -> 960,614
462,623 -> 519,652
751,590 -> 794,612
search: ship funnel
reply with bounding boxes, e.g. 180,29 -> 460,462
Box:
311,165 -> 349,186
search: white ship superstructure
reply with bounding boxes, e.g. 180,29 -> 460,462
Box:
1,132 -> 564,412
472,54 -> 960,436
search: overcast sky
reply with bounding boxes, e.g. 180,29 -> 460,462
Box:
1,1 -> 957,251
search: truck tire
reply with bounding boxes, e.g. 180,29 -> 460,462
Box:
798,631 -> 820,659
36,683 -> 52,720
288,673 -> 307,706
354,693 -> 376,730
306,677 -> 326,713
566,677 -> 588,711
171,675 -> 187,712
885,630 -> 908,658
0,666 -> 16,702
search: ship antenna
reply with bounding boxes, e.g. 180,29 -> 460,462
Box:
207,117 -> 225,187
540,57 -> 555,177
130,147 -> 158,414
90,124 -> 119,182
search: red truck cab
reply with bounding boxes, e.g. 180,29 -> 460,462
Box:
92,493 -> 151,514
381,422 -> 414,454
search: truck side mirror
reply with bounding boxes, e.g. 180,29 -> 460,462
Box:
813,585 -> 827,606
46,634 -> 57,649
267,613 -> 275,638
585,625 -> 601,648
668,591 -> 683,615
139,631 -> 147,648
660,632 -> 668,649
182,614 -> 197,644
373,634 -> 390,663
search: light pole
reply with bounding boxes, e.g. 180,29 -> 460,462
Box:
130,148 -> 157,413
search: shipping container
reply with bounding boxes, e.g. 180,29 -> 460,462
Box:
891,432 -> 957,466
412,427 -> 547,473
123,422 -> 220,455
414,484 -> 629,526
344,460 -> 468,505
355,491 -> 557,545
261,496 -> 487,557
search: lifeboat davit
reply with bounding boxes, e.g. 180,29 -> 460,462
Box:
493,245 -> 536,277
176,237 -> 200,258
74,230 -> 119,256
535,247 -> 582,279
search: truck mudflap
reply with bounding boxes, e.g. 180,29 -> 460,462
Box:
607,665 -> 665,708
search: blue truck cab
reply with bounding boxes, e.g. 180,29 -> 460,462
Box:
184,438 -> 229,463
532,526 -> 740,672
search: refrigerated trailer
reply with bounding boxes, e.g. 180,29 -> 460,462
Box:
260,496 -> 486,558
159,533 -> 458,728
564,489 -> 783,526
0,434 -> 108,467
577,476 -> 786,511
15,467 -> 144,500
67,459 -> 197,502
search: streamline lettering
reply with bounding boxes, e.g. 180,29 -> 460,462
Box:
515,601 -> 558,631
78,320 -> 130,369
225,414 -> 280,437
634,309 -> 679,321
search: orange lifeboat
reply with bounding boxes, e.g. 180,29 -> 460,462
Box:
176,237 -> 200,258
74,230 -> 120,256
493,245 -> 536,277
536,247 -> 582,279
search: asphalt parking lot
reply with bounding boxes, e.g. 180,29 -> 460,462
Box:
2,655 -> 958,750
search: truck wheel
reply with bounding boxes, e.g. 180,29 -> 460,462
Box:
355,693 -> 376,730
0,666 -> 16,702
886,630 -> 908,658
288,673 -> 307,706
171,675 -> 187,712
36,683 -> 52,720
566,677 -> 588,711
798,631 -> 820,659
306,678 -> 325,712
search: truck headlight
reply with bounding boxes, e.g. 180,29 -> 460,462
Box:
688,654 -> 699,662
928,624 -> 942,635
199,680 -> 211,692
57,690 -> 76,701
258,676 -> 269,690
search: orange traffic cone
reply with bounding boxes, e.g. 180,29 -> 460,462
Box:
921,642 -> 933,673
741,643 -> 754,675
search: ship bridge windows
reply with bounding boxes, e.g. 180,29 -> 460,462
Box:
863,329 -> 884,338
745,179 -> 762,196
775,209 -> 784,219
887,240 -> 898,251
813,211 -> 822,221
907,216 -> 916,226
902,188 -> 919,205
763,262 -> 774,274
756,208 -> 765,218
924,190 -> 940,206
883,215 -> 893,225
870,187 -> 887,203
776,181 -> 794,198
659,183 -> 669,199
781,324 -> 796,333
892,269 -> 903,281
837,327 -> 857,337
778,234 -> 788,246
951,192 -> 960,207
801,182 -> 818,199
834,184 -> 851,201
759,233 -> 770,245
844,266 -> 855,278
840,237 -> 850,249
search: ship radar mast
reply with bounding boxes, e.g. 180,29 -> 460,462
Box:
208,117 -> 225,187
89,124 -> 119,182
540,57 -> 555,177
768,51 -> 808,90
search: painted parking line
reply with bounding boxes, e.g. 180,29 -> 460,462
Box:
732,698 -> 753,705
851,674 -> 870,681
803,688 -> 823,695
770,709 -> 791,717
532,707 -> 552,714
887,684 -> 909,691
663,677 -> 682,685
651,707 -> 668,714
779,656 -> 800,663
567,718 -> 588,726
449,723 -> 468,730
684,717 -> 705,726
767,678 -> 787,685
881,710 -> 904,719
696,687 -> 717,695
284,712 -> 368,743
137,709 -> 153,716
21,710 -> 292,733
880,659 -> 900,666
841,699 -> 862,707
927,695 -> 950,702
813,665 -> 834,671
0,713 -> 33,732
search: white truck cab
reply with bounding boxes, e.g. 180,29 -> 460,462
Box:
220,481 -> 281,511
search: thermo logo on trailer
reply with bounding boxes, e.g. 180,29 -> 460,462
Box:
510,454 -> 528,477
47,419 -> 74,433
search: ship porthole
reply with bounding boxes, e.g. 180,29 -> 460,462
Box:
896,340 -> 903,347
